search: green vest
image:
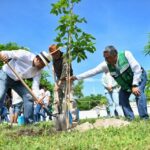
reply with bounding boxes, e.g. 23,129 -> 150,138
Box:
107,52 -> 133,91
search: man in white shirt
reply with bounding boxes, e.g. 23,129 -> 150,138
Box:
40,87 -> 51,121
72,45 -> 149,120
34,87 -> 51,122
0,49 -> 51,123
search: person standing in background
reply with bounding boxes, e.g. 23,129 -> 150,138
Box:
101,72 -> 124,117
10,89 -> 23,124
40,87 -> 51,121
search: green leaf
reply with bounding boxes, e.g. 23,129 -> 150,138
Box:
50,0 -> 96,63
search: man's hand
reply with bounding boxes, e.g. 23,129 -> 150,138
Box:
106,86 -> 112,92
108,86 -> 113,92
37,99 -> 44,105
132,87 -> 140,96
54,83 -> 60,91
37,95 -> 46,105
0,53 -> 8,63
69,76 -> 77,81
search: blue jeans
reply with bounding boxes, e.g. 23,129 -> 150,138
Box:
34,104 -> 42,122
12,101 -> 23,114
1,106 -> 9,122
119,69 -> 149,120
41,104 -> 50,121
0,70 -> 34,124
105,90 -> 124,117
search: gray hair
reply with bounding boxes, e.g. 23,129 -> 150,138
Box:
103,45 -> 118,56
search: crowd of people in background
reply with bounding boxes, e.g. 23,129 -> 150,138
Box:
0,87 -> 52,125
34,87 -> 52,123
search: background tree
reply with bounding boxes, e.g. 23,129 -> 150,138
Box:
40,71 -> 54,96
72,80 -> 107,110
77,94 -> 107,110
144,33 -> 150,55
145,70 -> 150,101
144,34 -> 150,101
73,80 -> 84,99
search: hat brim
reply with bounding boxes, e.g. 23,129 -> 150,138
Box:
50,48 -> 60,55
38,54 -> 49,66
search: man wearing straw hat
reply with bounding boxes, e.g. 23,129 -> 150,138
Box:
49,44 -> 78,123
0,49 -> 51,124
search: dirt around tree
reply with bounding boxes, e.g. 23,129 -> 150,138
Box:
74,118 -> 130,132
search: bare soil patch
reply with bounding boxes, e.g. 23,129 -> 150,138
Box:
74,118 -> 130,132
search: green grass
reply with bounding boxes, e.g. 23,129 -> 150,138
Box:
0,119 -> 150,150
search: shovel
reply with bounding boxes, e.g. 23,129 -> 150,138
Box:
7,62 -> 71,130
53,99 -> 73,131
6,62 -> 56,118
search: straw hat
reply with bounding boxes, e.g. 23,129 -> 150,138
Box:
38,51 -> 51,66
49,44 -> 60,55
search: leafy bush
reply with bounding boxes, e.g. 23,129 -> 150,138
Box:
77,94 -> 107,110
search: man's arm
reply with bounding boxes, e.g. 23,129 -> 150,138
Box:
76,61 -> 108,80
101,74 -> 108,87
125,51 -> 142,86
125,51 -> 142,96
101,73 -> 112,92
0,51 -> 9,62
46,91 -> 51,106
0,50 -> 34,62
32,72 -> 41,92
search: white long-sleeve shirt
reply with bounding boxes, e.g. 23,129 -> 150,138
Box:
76,51 -> 142,86
38,89 -> 50,105
101,72 -> 119,93
1,49 -> 42,91
11,89 -> 23,105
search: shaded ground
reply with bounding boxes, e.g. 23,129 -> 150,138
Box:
2,122 -> 56,137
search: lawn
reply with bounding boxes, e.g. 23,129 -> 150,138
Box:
0,118 -> 150,150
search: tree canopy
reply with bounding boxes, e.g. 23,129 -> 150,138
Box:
50,0 -> 96,63
145,70 -> 150,101
144,33 -> 150,55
